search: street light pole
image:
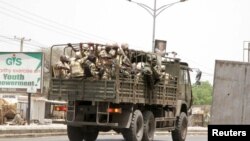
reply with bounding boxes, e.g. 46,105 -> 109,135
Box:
152,0 -> 157,53
127,0 -> 187,52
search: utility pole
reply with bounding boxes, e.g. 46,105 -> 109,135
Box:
14,36 -> 31,125
14,36 -> 31,52
127,0 -> 187,52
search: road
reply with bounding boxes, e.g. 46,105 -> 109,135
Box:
0,135 -> 207,141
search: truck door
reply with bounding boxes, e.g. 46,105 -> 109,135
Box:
179,68 -> 192,108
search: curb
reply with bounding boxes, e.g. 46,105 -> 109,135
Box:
0,126 -> 207,138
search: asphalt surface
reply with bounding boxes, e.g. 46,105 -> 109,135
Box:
0,135 -> 207,141
0,124 -> 207,138
0,125 -> 207,138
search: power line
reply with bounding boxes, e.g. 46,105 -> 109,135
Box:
0,35 -> 15,41
0,39 -> 19,46
0,34 -> 47,48
0,1 -> 114,43
0,37 -> 43,51
0,8 -> 87,41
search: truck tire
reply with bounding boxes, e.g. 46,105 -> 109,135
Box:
142,111 -> 155,141
122,110 -> 144,141
67,125 -> 84,141
171,112 -> 188,141
82,126 -> 99,141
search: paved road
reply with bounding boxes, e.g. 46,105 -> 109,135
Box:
0,135 -> 207,141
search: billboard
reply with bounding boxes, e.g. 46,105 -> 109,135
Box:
0,52 -> 43,93
154,39 -> 167,57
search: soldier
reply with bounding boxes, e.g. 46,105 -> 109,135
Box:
117,43 -> 131,78
142,54 -> 161,89
81,44 -> 90,58
54,55 -> 70,78
99,44 -> 112,58
118,43 -> 130,67
84,54 -> 99,80
70,51 -> 86,78
159,65 -> 170,84
98,45 -> 113,80
110,45 -> 119,78
134,62 -> 145,85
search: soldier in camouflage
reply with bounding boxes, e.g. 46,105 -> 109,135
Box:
98,45 -> 113,80
117,43 -> 131,78
55,55 -> 70,78
84,54 -> 99,80
70,51 -> 86,78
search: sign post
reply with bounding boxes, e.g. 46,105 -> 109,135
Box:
27,92 -> 31,125
26,86 -> 37,125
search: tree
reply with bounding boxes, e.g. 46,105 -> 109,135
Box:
192,81 -> 212,105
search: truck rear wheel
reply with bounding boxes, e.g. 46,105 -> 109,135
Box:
142,111 -> 155,141
122,110 -> 144,141
171,112 -> 188,141
82,126 -> 99,141
67,125 -> 84,141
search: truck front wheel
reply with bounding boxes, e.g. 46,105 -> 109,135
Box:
122,110 -> 144,141
67,125 -> 84,141
171,112 -> 188,141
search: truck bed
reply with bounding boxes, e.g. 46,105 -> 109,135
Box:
49,77 -> 177,106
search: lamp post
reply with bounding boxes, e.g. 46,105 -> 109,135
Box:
127,0 -> 187,52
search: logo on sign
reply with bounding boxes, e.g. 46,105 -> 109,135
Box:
6,54 -> 22,66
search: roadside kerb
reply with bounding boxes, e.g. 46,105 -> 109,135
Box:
0,125 -> 207,138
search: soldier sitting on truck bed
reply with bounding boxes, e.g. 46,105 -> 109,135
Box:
84,54 -> 100,80
54,55 -> 70,79
159,65 -> 170,84
117,43 -> 131,78
132,53 -> 161,89
70,51 -> 86,78
98,45 -> 113,80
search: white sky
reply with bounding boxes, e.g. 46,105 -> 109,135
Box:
1,0 -> 250,84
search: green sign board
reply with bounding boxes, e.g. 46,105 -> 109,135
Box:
0,52 -> 43,93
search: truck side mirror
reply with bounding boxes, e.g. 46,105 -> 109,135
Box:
195,69 -> 202,85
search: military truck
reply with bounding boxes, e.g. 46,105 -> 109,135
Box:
48,43 -> 193,141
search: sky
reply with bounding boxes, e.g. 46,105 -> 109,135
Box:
1,0 -> 250,84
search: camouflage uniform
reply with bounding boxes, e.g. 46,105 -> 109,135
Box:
117,43 -> 131,78
142,55 -> 160,89
110,46 -> 119,78
134,62 -> 145,85
70,52 -> 86,78
55,55 -> 70,78
98,46 -> 113,80
159,65 -> 169,84
84,54 -> 99,80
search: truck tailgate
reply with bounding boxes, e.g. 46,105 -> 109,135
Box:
49,78 -> 116,101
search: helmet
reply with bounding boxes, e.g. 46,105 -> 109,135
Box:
75,51 -> 82,59
82,44 -> 89,48
109,49 -> 116,57
112,43 -> 119,48
161,65 -> 166,71
87,54 -> 96,62
121,43 -> 129,50
60,55 -> 69,62
105,46 -> 111,52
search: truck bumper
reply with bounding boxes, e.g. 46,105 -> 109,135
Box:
67,121 -> 119,127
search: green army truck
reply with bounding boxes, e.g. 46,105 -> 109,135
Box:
48,43 -> 193,141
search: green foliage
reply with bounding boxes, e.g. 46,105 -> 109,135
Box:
192,81 -> 213,105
